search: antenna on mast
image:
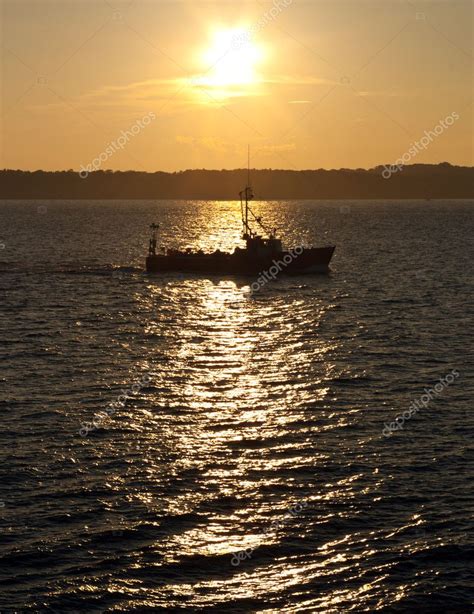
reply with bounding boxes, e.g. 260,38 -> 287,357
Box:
247,144 -> 250,187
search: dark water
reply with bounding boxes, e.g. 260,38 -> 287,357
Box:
0,200 -> 473,612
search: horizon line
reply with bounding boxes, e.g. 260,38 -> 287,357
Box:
1,162 -> 472,174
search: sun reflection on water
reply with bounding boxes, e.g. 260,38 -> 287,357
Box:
112,201 -> 397,611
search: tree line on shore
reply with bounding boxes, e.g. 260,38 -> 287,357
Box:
0,163 -> 472,199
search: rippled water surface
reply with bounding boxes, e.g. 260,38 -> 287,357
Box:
1,200 -> 473,612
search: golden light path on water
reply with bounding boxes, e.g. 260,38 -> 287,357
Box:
122,200 -> 385,609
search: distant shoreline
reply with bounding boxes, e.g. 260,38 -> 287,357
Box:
2,198 -> 473,203
1,164 -> 473,199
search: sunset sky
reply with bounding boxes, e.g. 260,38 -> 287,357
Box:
1,0 -> 472,171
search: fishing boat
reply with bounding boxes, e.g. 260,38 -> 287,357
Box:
146,176 -> 335,276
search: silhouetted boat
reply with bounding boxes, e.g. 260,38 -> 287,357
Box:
146,179 -> 335,276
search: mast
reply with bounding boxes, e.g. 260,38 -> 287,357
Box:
149,223 -> 159,255
240,145 -> 253,239
245,145 -> 250,236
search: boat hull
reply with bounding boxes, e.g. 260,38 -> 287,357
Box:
146,246 -> 335,276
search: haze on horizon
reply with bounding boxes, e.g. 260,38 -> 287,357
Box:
1,0 -> 472,173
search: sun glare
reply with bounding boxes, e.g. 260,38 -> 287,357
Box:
201,28 -> 264,88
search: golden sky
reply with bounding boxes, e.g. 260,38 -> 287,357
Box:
1,0 -> 472,171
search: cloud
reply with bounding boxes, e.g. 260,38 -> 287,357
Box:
257,143 -> 297,156
175,136 -> 239,154
356,90 -> 412,98
263,75 -> 335,86
176,136 -> 296,157
30,73 -> 408,118
31,74 -> 265,116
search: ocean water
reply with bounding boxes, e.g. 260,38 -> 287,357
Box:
0,199 -> 473,612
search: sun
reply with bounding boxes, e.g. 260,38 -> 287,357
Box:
200,28 -> 264,88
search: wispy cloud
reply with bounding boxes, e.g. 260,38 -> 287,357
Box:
176,136 -> 238,153
263,75 -> 335,86
30,74 -> 411,117
176,136 -> 296,157
356,90 -> 413,98
257,143 -> 296,156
